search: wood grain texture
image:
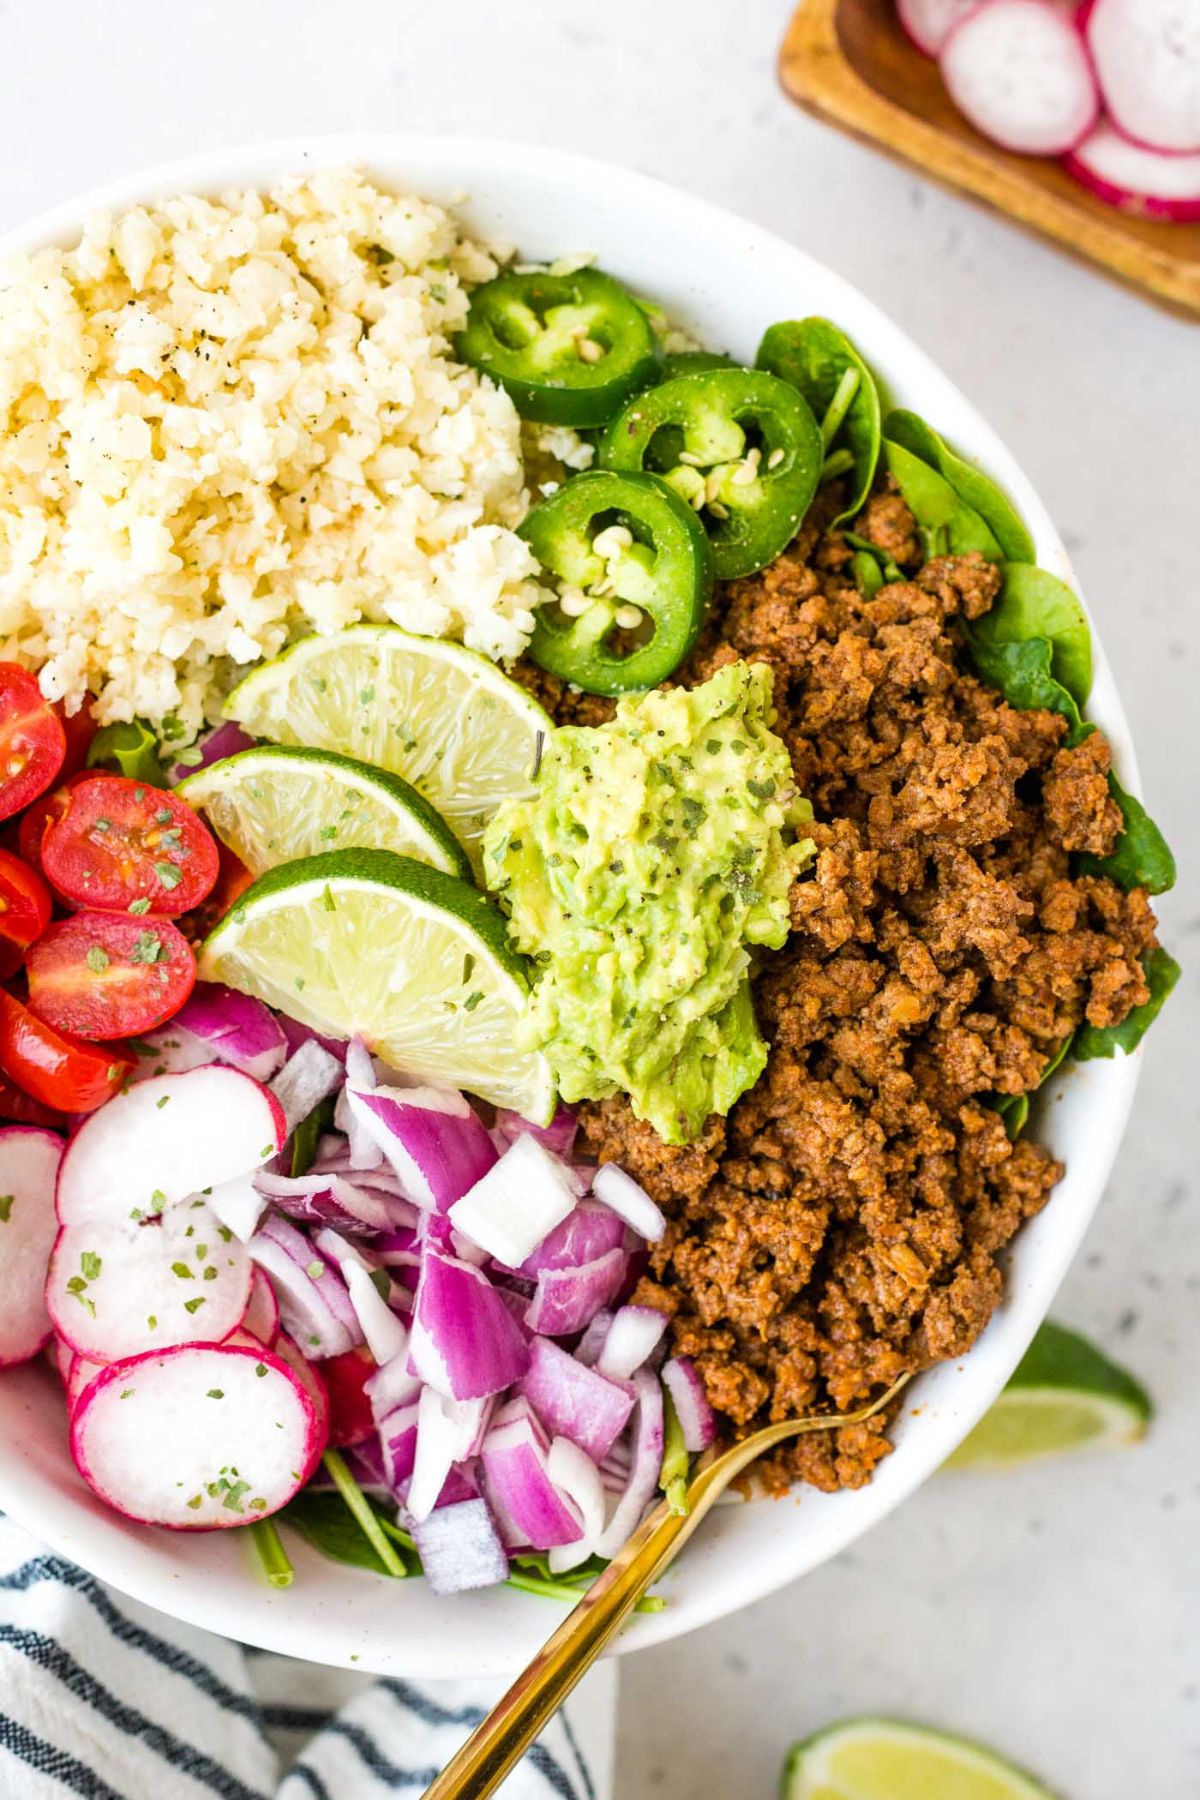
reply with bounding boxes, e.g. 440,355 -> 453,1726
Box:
780,0 -> 1200,321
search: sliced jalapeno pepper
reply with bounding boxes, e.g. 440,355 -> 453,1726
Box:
598,368 -> 823,580
520,470 -> 713,696
455,268 -> 660,427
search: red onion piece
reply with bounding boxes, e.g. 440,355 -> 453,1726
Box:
254,1169 -> 394,1234
448,1134 -> 580,1268
574,1309 -> 615,1369
591,1163 -> 665,1244
516,1199 -> 625,1277
523,1248 -> 629,1338
346,1083 -> 497,1211
492,1103 -> 579,1161
480,1398 -> 584,1551
596,1305 -> 669,1381
249,1215 -> 362,1359
366,1352 -> 421,1424
166,983 -> 288,1084
546,1436 -> 607,1575
411,1496 -> 509,1595
408,1246 -> 530,1400
270,1042 -> 345,1137
518,1336 -> 635,1463
279,1012 -> 348,1066
596,1368 -> 665,1559
662,1355 -> 717,1453
167,720 -> 255,785
343,1260 -> 408,1365
379,1399 -> 420,1491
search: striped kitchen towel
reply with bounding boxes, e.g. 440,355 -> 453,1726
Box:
0,1515 -> 614,1799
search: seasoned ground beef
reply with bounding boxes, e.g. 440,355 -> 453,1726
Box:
517,484 -> 1159,1493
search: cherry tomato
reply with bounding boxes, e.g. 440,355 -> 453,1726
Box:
0,665 -> 66,823
41,775 -> 219,918
0,1075 -> 66,1132
0,989 -> 133,1112
26,912 -> 196,1041
17,776 -> 81,880
0,848 -> 53,980
321,1346 -> 376,1447
55,702 -> 98,781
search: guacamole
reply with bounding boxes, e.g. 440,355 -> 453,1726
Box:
482,660 -> 813,1143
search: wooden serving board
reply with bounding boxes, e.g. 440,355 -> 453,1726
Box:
780,0 -> 1200,321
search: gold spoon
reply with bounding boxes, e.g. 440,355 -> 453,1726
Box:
421,1373 -> 910,1800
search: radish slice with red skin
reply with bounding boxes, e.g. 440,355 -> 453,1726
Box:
0,1127 -> 63,1368
51,1334 -> 75,1385
1085,0 -> 1200,153
55,1067 -> 286,1231
46,1202 -> 252,1362
66,1352 -> 105,1409
941,0 -> 1100,154
273,1332 -> 331,1440
240,1268 -> 280,1346
898,0 -> 981,56
1064,119 -> 1200,218
70,1342 -> 325,1529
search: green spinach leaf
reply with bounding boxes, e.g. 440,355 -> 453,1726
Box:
964,631 -> 1089,745
278,1489 -> 417,1576
993,1092 -> 1029,1141
1073,949 -> 1181,1060
971,563 -> 1092,706
851,550 -> 884,599
1080,777 -> 1177,896
882,438 -> 1003,561
290,1095 -> 337,1179
843,530 -> 904,585
757,319 -> 881,525
87,720 -> 167,787
884,409 -> 1035,563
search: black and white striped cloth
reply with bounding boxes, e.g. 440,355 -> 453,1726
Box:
0,1517 -> 612,1800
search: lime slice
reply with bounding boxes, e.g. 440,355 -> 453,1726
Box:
224,626 -> 552,870
783,1717 -> 1055,1800
178,746 -> 471,882
198,848 -> 555,1122
946,1321 -> 1152,1471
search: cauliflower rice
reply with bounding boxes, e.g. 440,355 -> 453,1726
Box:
0,168 -> 547,738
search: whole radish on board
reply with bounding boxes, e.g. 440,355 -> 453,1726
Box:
894,0 -> 1200,220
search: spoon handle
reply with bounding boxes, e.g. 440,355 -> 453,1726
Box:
420,1487 -> 714,1800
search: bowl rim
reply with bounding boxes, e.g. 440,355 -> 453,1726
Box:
0,132 -> 1144,1674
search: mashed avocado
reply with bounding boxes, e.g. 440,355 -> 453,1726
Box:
482,660 -> 813,1144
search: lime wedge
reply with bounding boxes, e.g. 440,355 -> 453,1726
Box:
178,746 -> 471,882
224,626 -> 552,870
783,1717 -> 1055,1800
946,1321 -> 1152,1471
198,848 -> 555,1122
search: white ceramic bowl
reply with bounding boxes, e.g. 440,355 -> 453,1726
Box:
0,136 -> 1143,1678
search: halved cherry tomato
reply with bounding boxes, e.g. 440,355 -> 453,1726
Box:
18,775 -> 82,880
0,989 -> 133,1112
26,912 -> 196,1040
321,1346 -> 376,1448
0,665 -> 66,823
41,774 -> 219,918
0,848 -> 53,980
0,1074 -> 66,1132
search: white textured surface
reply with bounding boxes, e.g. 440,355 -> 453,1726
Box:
0,4 -> 1194,1796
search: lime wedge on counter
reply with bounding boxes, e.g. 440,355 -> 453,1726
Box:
782,1717 -> 1056,1800
198,848 -> 555,1122
946,1320 -> 1152,1471
178,745 -> 471,882
224,625 -> 552,870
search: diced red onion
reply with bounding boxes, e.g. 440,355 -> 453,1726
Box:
493,1103 -> 579,1161
372,1226 -> 421,1272
408,1386 -> 474,1522
334,1048 -> 384,1170
596,1305 -> 669,1381
345,1083 -> 497,1211
524,1248 -> 628,1338
449,1134 -> 580,1268
342,1436 -> 390,1493
380,1399 -> 420,1491
133,1027 -> 219,1079
516,1200 -> 626,1277
270,1041 -> 345,1137
518,1336 -> 635,1464
546,1436 -> 607,1575
248,1215 -> 362,1359
408,1246 -> 530,1400
662,1356 -> 717,1454
168,720 -> 255,785
366,1352 -> 421,1424
411,1496 -> 509,1596
435,1464 -> 481,1510
206,1170 -> 266,1243
574,1309 -> 615,1369
596,1368 -> 664,1559
279,1012 -> 347,1065
254,1169 -> 394,1234
591,1163 -> 665,1243
343,1259 -> 408,1365
164,983 -> 287,1084
479,1399 -> 584,1551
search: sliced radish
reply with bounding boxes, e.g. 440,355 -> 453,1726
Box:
66,1352 -> 105,1409
273,1332 -> 331,1440
70,1342 -> 325,1529
0,1127 -> 64,1367
1085,0 -> 1200,153
56,1068 -> 286,1230
241,1268 -> 280,1346
1064,119 -> 1200,219
899,0 -> 981,56
51,1334 -> 75,1385
46,1202 -> 252,1361
941,0 -> 1099,154
206,1171 -> 267,1245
